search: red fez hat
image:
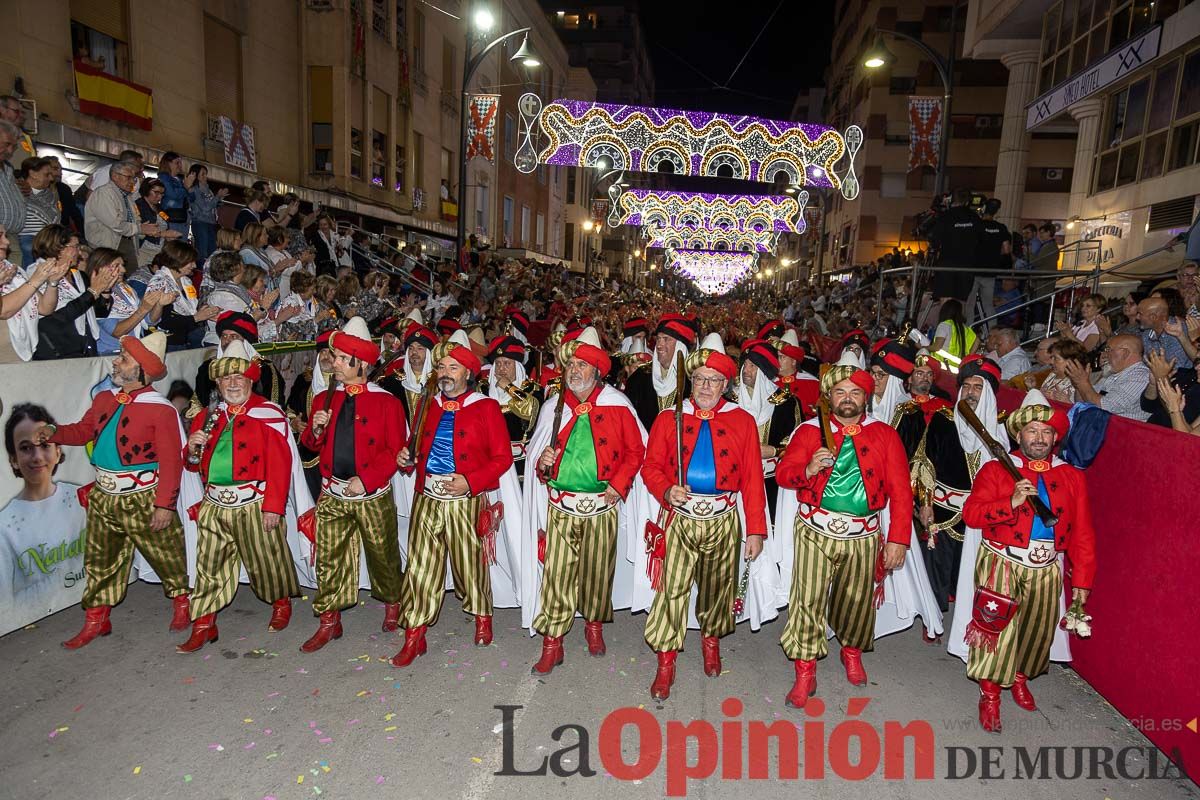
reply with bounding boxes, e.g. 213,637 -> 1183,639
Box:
741,338 -> 781,381
330,317 -> 380,363
487,335 -> 526,363
215,311 -> 259,344
957,354 -> 1002,391
870,338 -> 917,380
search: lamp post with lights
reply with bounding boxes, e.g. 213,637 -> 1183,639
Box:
457,7 -> 540,262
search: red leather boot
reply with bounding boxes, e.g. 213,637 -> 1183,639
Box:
531,635 -> 564,675
978,679 -> 1003,733
382,602 -> 401,632
62,606 -> 112,650
268,599 -> 292,632
1011,672 -> 1037,711
584,621 -> 606,656
169,594 -> 191,632
785,659 -> 818,707
701,636 -> 722,677
474,615 -> 493,646
300,611 -> 343,653
650,651 -> 677,700
390,625 -> 428,667
177,614 -> 218,653
840,646 -> 868,686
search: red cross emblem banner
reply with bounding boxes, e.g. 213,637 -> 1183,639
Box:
220,116 -> 258,173
466,94 -> 501,164
907,96 -> 943,172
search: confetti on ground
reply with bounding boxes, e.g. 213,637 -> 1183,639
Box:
208,744 -> 225,751
319,737 -> 332,744
267,692 -> 280,698
244,742 -> 256,750
471,757 -> 483,764
72,704 -> 84,712
500,660 -> 508,668
355,690 -> 369,697
243,718 -> 254,723
266,753 -> 279,760
384,726 -> 397,732
297,775 -> 304,784
132,766 -> 141,775
183,775 -> 192,783
375,776 -> 385,785
347,719 -> 360,726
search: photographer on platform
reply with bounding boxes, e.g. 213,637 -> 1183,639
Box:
928,188 -> 984,307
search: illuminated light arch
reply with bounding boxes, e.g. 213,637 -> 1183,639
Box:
700,147 -> 751,180
581,135 -> 629,170
523,98 -> 856,193
616,190 -> 803,234
668,249 -> 759,296
642,142 -> 690,174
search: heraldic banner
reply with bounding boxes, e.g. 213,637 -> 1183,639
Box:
466,94 -> 501,164
908,96 -> 943,172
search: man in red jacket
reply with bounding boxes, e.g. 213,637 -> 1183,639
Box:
641,334 -> 767,699
299,317 -> 406,652
529,327 -> 646,673
391,330 -> 513,667
176,340 -> 301,653
774,355 -> 913,706
36,331 -> 192,649
961,389 -> 1096,734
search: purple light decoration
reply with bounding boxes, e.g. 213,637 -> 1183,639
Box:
670,249 -> 758,296
620,189 -> 800,233
555,100 -> 836,142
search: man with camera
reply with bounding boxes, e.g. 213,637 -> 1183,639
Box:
965,199 -> 1011,326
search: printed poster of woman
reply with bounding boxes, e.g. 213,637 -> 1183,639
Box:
0,404 -> 87,636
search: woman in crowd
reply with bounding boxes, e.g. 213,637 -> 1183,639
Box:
1,224 -> 71,362
1040,338 -> 1088,404
31,226 -> 121,360
238,222 -> 272,271
202,251 -> 253,344
148,240 -> 220,350
186,164 -> 228,263
929,298 -> 976,363
276,270 -> 319,342
16,157 -> 61,265
1098,291 -> 1147,339
199,227 -> 242,302
333,272 -> 361,319
353,270 -> 394,328
310,213 -> 340,275
1056,292 -> 1106,353
95,248 -> 175,355
133,178 -> 173,280
313,274 -> 341,334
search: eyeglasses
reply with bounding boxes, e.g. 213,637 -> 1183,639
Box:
692,376 -> 726,387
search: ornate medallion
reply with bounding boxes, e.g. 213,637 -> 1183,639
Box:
443,400 -> 461,412
574,402 -> 593,416
345,383 -> 365,396
115,392 -> 132,405
228,404 -> 246,416
695,408 -> 715,420
1028,459 -> 1050,472
842,423 -> 861,437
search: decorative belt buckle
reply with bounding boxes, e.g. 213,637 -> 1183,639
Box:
692,499 -> 713,517
1029,543 -> 1054,564
97,472 -> 117,491
828,516 -> 850,535
576,497 -> 596,513
217,488 -> 238,505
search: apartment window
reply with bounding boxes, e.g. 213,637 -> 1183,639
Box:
1093,47 -> 1200,193
536,213 -> 545,248
413,10 -> 425,73
350,128 -> 363,179
503,196 -> 514,242
442,38 -> 456,91
69,0 -> 130,78
880,172 -> 907,199
395,102 -> 407,192
888,76 -> 917,95
565,222 -> 575,260
372,0 -> 389,37
538,164 -> 546,185
475,184 -> 489,234
394,143 -> 405,192
521,206 -> 531,244
567,169 -> 577,204
309,66 -> 333,172
413,132 -> 424,190
372,87 -> 390,188
504,114 -> 516,159
440,147 -> 453,196
203,14 -> 243,119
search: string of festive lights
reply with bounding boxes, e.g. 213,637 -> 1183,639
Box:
616,189 -> 803,233
645,223 -> 776,253
667,249 -> 758,296
531,99 -> 845,188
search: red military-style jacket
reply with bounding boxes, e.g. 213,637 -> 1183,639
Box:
300,382 -> 405,494
184,394 -> 292,515
541,384 -> 645,499
776,373 -> 821,418
51,385 -> 184,511
409,391 -> 513,495
641,399 -> 768,537
775,415 -> 914,546
962,453 -> 1097,589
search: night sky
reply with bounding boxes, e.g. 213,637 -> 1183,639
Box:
639,0 -> 836,119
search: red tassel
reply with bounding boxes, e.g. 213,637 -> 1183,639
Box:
76,482 -> 94,510
297,508 -> 317,544
964,621 -> 1000,653
647,554 -> 663,593
187,501 -> 201,522
537,529 -> 546,564
481,528 -> 497,567
873,580 -> 886,609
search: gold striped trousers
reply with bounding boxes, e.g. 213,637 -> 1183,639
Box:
780,524 -> 878,660
533,505 -> 618,638
967,547 -> 1061,687
83,488 -> 189,608
400,492 -> 490,628
643,511 -> 741,652
189,498 -> 300,619
312,489 -> 402,614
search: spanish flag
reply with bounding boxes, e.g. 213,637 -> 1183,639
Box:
73,58 -> 153,131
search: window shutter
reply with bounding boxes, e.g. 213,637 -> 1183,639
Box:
204,15 -> 243,119
71,0 -> 127,41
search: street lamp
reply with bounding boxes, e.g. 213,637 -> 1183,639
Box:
456,9 -> 541,262
862,16 -> 957,198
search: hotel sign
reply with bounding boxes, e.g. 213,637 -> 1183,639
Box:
1026,24 -> 1161,130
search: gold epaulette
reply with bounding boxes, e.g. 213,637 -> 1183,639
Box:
506,390 -> 539,422
997,409 -> 1011,423
768,387 -> 791,405
894,399 -> 920,415
544,377 -> 562,397
936,405 -> 956,421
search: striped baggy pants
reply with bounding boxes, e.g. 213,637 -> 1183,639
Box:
533,505 -> 617,638
189,497 -> 300,619
82,487 -> 189,608
780,524 -> 878,660
400,492 -> 490,628
312,489 -> 402,614
644,511 -> 741,652
966,547 -> 1061,687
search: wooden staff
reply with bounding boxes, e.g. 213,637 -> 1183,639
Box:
400,372 -> 439,468
312,377 -> 340,438
956,399 -> 1058,527
542,366 -> 567,481
674,350 -> 685,485
816,399 -> 837,469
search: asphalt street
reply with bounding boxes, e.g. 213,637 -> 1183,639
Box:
1,582 -> 1196,800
